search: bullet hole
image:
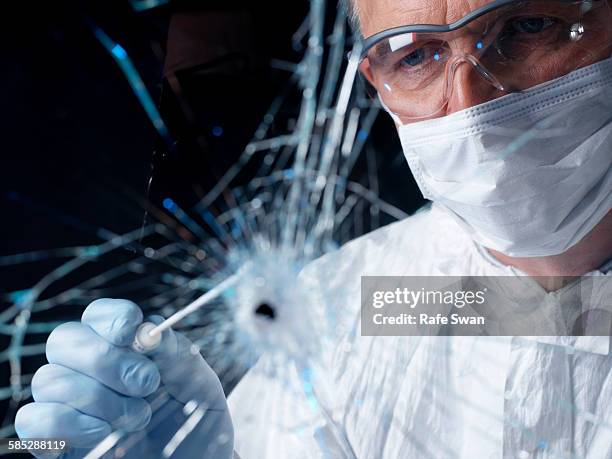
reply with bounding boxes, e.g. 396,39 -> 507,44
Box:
254,303 -> 276,320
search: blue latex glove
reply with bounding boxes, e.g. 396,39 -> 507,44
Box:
15,299 -> 235,458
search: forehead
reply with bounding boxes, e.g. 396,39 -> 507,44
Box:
356,0 -> 496,37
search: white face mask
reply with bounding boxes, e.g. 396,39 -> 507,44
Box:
385,57 -> 612,258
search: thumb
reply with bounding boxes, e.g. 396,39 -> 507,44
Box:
146,316 -> 227,408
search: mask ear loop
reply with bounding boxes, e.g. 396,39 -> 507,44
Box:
377,93 -> 404,125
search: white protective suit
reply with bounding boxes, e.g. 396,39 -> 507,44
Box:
228,203 -> 612,459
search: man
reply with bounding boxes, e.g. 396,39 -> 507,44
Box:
15,0 -> 612,457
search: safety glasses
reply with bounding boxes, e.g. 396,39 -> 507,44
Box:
358,0 -> 612,121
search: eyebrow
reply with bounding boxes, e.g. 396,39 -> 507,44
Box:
369,41 -> 394,61
370,28 -> 423,58
369,33 -> 423,61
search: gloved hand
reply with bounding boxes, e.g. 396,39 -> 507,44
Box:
15,299 -> 235,458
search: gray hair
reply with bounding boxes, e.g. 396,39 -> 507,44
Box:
340,0 -> 361,34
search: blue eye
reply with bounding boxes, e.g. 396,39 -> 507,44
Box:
401,48 -> 426,67
512,17 -> 555,34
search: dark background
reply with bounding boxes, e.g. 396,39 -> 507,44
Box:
0,0 -> 423,444
1,0 -> 313,255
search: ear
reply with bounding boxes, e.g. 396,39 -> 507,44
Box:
359,58 -> 376,87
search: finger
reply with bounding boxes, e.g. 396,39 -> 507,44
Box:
147,315 -> 226,407
15,402 -> 111,450
82,298 -> 143,346
32,364 -> 151,432
46,322 -> 160,398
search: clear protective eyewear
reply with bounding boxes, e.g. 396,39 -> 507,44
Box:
359,0 -> 612,121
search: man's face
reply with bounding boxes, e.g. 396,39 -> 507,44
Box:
357,0 -> 612,120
